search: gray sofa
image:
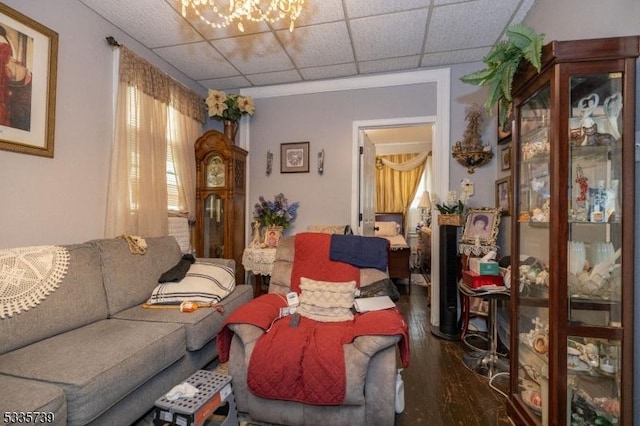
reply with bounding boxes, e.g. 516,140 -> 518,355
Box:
0,236 -> 253,425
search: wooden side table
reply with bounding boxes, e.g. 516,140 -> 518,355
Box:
242,247 -> 277,297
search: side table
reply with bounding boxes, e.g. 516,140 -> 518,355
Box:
242,247 -> 276,298
458,277 -> 509,380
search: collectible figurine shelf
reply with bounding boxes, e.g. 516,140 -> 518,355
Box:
507,36 -> 638,425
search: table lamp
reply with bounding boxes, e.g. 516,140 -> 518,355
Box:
418,191 -> 432,226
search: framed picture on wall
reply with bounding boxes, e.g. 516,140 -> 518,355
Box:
495,176 -> 512,216
497,101 -> 513,144
281,141 -> 310,173
500,145 -> 512,171
0,3 -> 58,158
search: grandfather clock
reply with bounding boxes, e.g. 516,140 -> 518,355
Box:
194,129 -> 247,285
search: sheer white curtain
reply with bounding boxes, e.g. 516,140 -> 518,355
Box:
105,47 -> 203,238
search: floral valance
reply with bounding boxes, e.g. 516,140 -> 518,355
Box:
119,47 -> 206,123
376,151 -> 430,171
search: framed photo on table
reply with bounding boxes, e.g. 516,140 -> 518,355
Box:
0,3 -> 58,158
281,141 -> 310,173
460,207 -> 501,246
495,177 -> 512,216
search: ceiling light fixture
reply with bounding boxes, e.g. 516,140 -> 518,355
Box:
179,0 -> 305,33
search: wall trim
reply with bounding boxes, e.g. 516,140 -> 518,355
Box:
240,68 -> 450,99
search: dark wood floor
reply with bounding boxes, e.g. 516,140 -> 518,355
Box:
393,283 -> 512,426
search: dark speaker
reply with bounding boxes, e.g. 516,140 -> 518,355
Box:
432,224 -> 461,340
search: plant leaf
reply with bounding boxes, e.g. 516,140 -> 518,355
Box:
460,67 -> 497,86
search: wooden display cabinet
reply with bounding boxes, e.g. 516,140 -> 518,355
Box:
508,36 -> 639,425
194,129 -> 248,285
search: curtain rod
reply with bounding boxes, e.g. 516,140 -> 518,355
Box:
106,36 -> 121,47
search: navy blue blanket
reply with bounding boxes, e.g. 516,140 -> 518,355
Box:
329,234 -> 389,272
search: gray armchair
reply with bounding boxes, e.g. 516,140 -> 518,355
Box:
225,235 -> 407,426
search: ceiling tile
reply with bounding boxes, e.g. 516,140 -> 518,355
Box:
153,42 -> 238,80
344,0 -> 430,18
425,0 -> 519,52
299,63 -> 358,81
271,0 -> 346,30
276,22 -> 354,68
421,47 -> 490,67
350,9 -> 429,61
359,56 -> 421,74
213,33 -> 295,74
198,76 -> 253,91
79,0 -> 202,48
247,70 -> 303,86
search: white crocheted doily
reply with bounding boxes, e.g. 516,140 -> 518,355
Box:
0,245 -> 70,319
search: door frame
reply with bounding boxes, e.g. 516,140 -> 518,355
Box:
351,69 -> 450,326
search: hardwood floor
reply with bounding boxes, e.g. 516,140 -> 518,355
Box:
393,284 -> 513,426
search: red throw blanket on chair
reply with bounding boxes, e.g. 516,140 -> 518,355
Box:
290,233 -> 361,293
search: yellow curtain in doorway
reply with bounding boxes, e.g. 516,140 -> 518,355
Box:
376,153 -> 426,219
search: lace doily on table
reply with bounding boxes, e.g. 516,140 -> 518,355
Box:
0,245 -> 70,319
242,247 -> 277,276
458,244 -> 499,257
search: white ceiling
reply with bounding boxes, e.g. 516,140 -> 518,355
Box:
79,0 -> 536,93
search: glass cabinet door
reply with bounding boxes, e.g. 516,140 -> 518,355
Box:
516,83 -> 551,422
566,71 -> 623,425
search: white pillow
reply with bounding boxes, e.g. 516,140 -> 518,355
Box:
297,277 -> 356,322
147,262 -> 235,305
374,221 -> 398,237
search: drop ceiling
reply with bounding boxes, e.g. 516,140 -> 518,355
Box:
79,0 -> 535,93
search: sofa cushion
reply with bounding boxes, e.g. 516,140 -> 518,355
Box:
91,236 -> 182,315
0,243 -> 108,355
0,375 -> 67,425
0,319 -> 185,425
147,262 -> 236,305
297,277 -> 356,322
114,284 -> 253,351
158,253 -> 196,283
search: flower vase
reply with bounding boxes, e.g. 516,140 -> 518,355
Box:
263,226 -> 283,248
223,120 -> 238,144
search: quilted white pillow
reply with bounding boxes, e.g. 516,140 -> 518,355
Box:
374,221 -> 398,237
147,262 -> 235,305
297,277 -> 356,322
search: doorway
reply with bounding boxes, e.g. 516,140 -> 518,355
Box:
352,113 -> 450,327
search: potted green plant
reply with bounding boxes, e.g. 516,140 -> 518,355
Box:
460,24 -> 545,127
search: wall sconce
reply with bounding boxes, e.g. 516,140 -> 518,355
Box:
452,105 -> 493,174
318,149 -> 324,174
266,150 -> 273,176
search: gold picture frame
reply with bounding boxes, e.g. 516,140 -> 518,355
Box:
281,141 -> 310,173
460,207 -> 501,246
0,3 -> 58,157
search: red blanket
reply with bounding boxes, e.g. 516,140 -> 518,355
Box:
216,294 -> 410,405
290,233 -> 360,293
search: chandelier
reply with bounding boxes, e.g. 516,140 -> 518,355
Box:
179,0 -> 305,33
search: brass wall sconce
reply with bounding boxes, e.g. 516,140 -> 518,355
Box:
453,106 -> 493,174
318,149 -> 324,174
266,150 -> 273,176
452,148 -> 493,174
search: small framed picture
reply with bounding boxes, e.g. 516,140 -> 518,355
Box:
495,177 -> 512,216
281,142 -> 310,173
497,101 -> 513,144
500,145 -> 512,171
460,207 -> 501,246
263,227 -> 283,248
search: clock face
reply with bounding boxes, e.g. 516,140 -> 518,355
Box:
206,156 -> 225,187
